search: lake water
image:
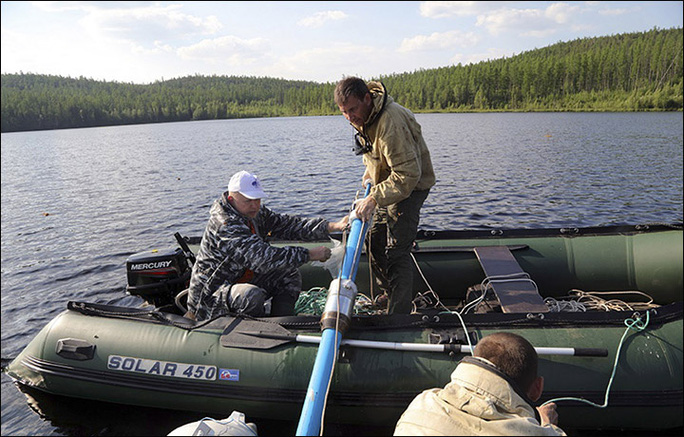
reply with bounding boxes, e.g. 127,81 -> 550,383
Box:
1,112 -> 682,436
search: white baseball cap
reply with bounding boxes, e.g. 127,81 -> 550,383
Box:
228,171 -> 267,199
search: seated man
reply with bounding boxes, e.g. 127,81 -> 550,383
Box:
186,170 -> 348,321
394,332 -> 566,436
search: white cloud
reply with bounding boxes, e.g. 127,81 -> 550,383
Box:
297,10 -> 348,28
1,16 -> 136,82
420,1 -> 509,18
29,1 -> 97,13
268,43 -> 373,80
399,30 -> 480,52
544,2 -> 579,24
177,36 -> 270,65
131,41 -> 175,56
420,2 -> 584,38
599,8 -> 630,16
78,4 -> 222,46
476,3 -> 581,36
264,42 -> 414,82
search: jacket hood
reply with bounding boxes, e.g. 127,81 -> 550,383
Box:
446,356 -> 539,422
365,81 -> 391,128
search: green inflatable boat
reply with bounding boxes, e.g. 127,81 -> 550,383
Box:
6,223 -> 683,432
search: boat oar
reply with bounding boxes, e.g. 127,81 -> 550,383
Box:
296,184 -> 372,436
237,330 -> 608,357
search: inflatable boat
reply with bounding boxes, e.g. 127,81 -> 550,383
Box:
5,223 -> 683,432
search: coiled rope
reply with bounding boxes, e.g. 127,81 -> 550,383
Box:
544,289 -> 659,313
294,287 -> 378,316
460,273 -> 539,315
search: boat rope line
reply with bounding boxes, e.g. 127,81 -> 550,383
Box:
544,297 -> 587,313
570,290 -> 657,312
410,250 -> 538,355
540,310 -> 654,409
410,252 -> 439,311
543,289 -> 660,313
406,255 -> 659,367
410,251 -> 453,313
409,249 -> 658,316
408,252 -> 475,356
461,273 -> 539,315
295,288 -> 377,316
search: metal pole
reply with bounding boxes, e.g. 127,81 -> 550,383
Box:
288,335 -> 608,357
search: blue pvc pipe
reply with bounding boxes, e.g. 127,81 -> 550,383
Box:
339,188 -> 372,281
296,184 -> 372,436
295,328 -> 342,435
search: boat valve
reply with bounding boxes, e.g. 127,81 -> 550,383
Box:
320,278 -> 358,333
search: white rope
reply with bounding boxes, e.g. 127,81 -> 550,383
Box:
544,297 -> 587,312
408,252 -> 475,355
546,289 -> 660,312
410,252 -> 452,313
461,273 -> 539,314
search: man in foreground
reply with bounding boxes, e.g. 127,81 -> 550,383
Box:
187,170 -> 348,321
394,332 -> 566,436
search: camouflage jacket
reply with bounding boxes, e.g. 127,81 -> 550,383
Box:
187,192 -> 330,320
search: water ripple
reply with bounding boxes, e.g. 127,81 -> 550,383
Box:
1,113 -> 682,436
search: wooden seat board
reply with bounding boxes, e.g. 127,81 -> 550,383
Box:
473,246 -> 549,313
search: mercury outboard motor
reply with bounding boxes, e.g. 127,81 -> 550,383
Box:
125,234 -> 194,308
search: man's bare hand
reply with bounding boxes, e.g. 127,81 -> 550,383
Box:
537,402 -> 559,426
309,246 -> 332,262
356,196 -> 377,222
328,215 -> 349,233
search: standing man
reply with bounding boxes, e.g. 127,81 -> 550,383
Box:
186,170 -> 348,321
335,77 -> 435,314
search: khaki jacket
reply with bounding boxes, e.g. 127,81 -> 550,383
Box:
352,82 -> 435,207
394,357 -> 567,436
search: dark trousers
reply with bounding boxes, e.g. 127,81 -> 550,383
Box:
367,189 -> 429,314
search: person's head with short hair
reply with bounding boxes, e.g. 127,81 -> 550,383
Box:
474,332 -> 544,401
334,76 -> 369,106
335,76 -> 373,127
227,171 -> 267,218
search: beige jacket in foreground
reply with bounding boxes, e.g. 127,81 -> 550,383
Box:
394,357 -> 567,436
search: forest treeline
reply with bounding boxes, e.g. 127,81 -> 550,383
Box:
1,27 -> 681,133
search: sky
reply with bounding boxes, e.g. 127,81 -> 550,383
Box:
1,1 -> 682,85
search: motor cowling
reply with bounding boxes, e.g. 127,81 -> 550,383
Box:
126,247 -> 191,307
